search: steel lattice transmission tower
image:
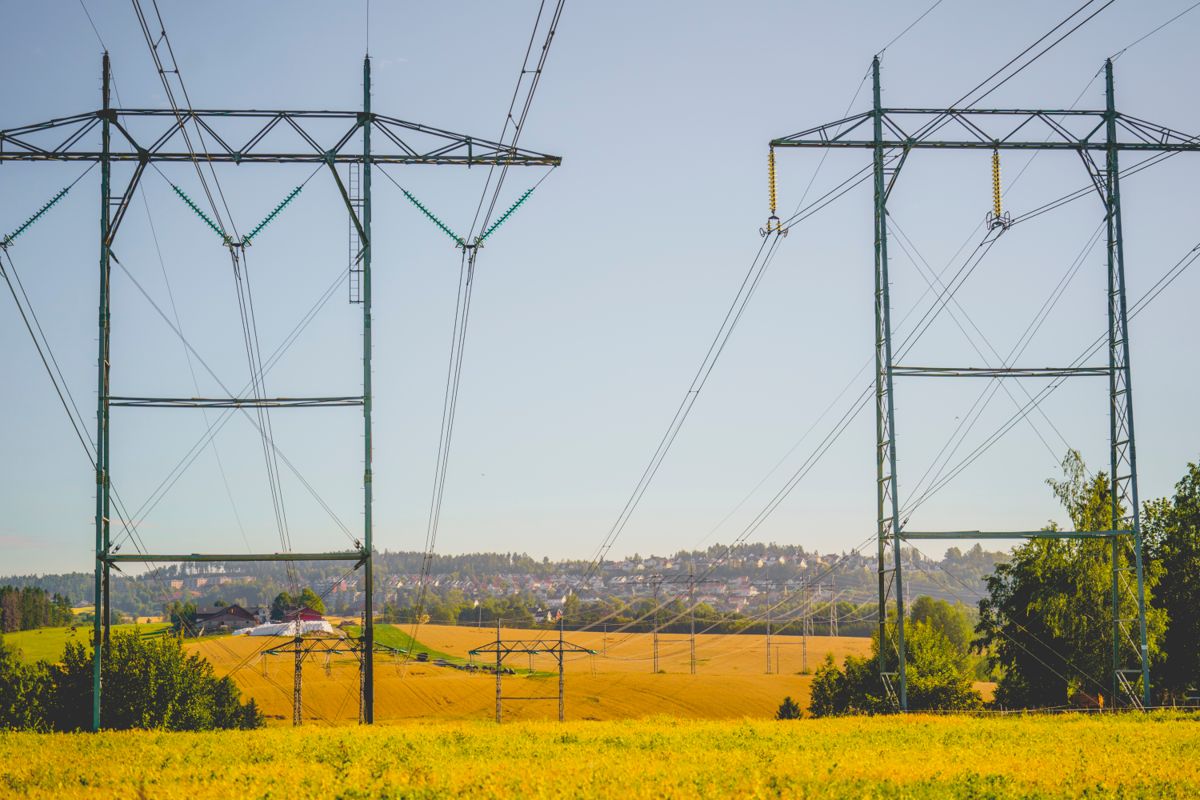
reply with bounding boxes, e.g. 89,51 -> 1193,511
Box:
769,57 -> 1200,710
0,54 -> 560,731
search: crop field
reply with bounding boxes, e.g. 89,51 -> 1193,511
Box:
184,623 -> 875,724
7,623 -> 991,725
2,714 -> 1197,799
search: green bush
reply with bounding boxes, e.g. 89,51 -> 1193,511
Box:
0,629 -> 262,731
775,695 -> 801,719
808,605 -> 982,717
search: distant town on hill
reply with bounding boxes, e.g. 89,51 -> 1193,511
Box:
1,542 -> 1006,634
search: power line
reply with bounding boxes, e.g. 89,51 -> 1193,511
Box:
903,237 -> 1200,517
76,0 -> 107,51
898,221 -> 1105,516
408,1 -> 567,656
139,181 -> 251,553
105,254 -> 358,551
582,215 -> 1006,641
876,0 -> 949,57
132,0 -> 305,594
584,234 -> 783,576
1112,1 -> 1200,60
577,3 -> 1089,627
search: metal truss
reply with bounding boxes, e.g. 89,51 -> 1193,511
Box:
890,366 -> 1109,379
470,622 -> 596,722
0,110 -> 562,166
771,57 -> 1200,711
1,54 -> 560,731
772,108 -> 1199,153
107,395 -> 364,408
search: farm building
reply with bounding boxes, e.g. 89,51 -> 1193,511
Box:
282,607 -> 325,623
193,604 -> 257,632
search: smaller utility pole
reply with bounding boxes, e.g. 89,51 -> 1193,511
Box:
558,617 -> 565,722
470,628 -> 595,724
651,574 -> 662,673
688,565 -> 697,676
358,611 -> 366,724
829,575 -> 839,637
494,618 -> 502,723
802,581 -> 810,673
764,585 -> 772,675
293,633 -> 303,727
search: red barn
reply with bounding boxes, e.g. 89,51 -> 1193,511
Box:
283,607 -> 325,622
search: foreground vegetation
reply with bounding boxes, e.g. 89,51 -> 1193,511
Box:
3,623 -> 169,664
1,714 -> 1196,799
0,630 -> 262,731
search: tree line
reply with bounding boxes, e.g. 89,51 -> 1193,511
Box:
0,586 -> 73,633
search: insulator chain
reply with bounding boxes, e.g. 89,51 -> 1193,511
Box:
400,187 -> 466,248
2,186 -> 72,249
171,184 -> 231,245
986,148 -> 1011,232
243,186 -> 303,245
398,185 -> 537,250
760,147 -> 786,237
172,184 -> 304,248
475,188 -> 534,247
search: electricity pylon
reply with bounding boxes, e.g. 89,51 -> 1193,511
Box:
770,57 -> 1200,710
0,54 -> 560,730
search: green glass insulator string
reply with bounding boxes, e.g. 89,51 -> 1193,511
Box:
399,187 -> 465,248
475,187 -> 534,246
243,186 -> 303,245
171,184 -> 230,244
1,186 -> 72,249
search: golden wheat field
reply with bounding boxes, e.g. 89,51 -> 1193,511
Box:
185,624 -> 874,724
3,714 -> 1198,799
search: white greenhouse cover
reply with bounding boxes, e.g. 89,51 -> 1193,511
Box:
233,620 -> 335,637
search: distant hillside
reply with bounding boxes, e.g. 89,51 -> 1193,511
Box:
0,543 -> 1008,621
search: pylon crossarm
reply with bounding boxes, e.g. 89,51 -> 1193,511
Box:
890,365 -> 1108,378
900,530 -> 1129,540
107,395 -> 363,408
105,550 -> 366,563
772,109 -> 1200,152
0,109 -> 562,165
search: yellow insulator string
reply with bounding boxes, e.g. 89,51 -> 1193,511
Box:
768,147 -> 778,217
991,149 -> 1002,218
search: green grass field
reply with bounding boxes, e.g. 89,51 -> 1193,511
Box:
1,713 -> 1197,799
3,624 -> 171,663
344,622 -> 464,663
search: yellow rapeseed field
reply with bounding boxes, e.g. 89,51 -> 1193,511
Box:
185,624 -> 875,724
2,714 -> 1197,799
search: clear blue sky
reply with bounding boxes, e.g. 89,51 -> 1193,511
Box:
2,1 -> 1198,575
